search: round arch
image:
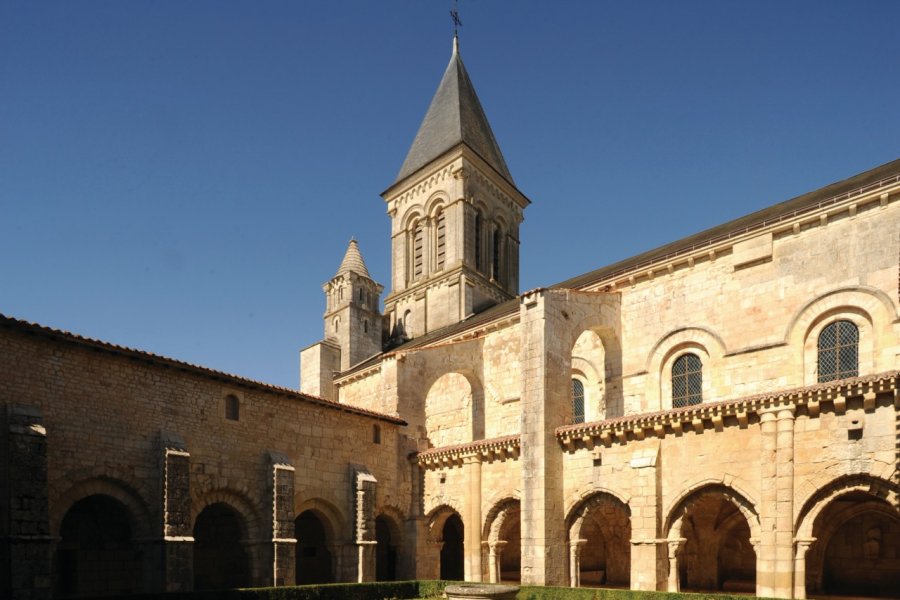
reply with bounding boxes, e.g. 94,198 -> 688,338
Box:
645,327 -> 727,412
565,490 -> 632,588
192,488 -> 263,542
426,504 -> 465,581
565,314 -> 623,419
663,481 -> 761,541
785,287 -> 895,385
52,477 -> 153,539
796,476 -> 900,597
424,370 -> 485,446
294,496 -> 347,543
375,506 -> 406,581
664,482 -> 759,593
193,501 -> 252,590
55,492 -> 148,597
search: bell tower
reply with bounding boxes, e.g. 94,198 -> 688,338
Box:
300,239 -> 383,399
381,38 -> 530,340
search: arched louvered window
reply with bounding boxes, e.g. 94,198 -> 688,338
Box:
474,211 -> 484,272
435,211 -> 446,271
412,222 -> 425,279
672,353 -> 702,407
571,379 -> 585,424
492,227 -> 502,283
817,320 -> 859,382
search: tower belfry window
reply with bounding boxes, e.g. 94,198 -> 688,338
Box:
435,211 -> 446,271
413,222 -> 425,279
474,211 -> 484,272
492,227 -> 502,282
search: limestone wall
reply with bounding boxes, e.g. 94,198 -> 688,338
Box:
0,324 -> 412,591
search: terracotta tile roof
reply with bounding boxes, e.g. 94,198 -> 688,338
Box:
0,313 -> 406,425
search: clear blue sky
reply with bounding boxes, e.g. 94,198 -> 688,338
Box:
2,1 -> 898,389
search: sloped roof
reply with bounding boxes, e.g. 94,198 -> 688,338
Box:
395,38 -> 513,186
335,238 -> 371,279
0,314 -> 406,425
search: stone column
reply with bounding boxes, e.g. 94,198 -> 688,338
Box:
793,538 -> 815,599
2,405 -> 52,600
268,452 -> 296,586
463,453 -> 483,582
666,538 -> 686,593
354,469 -> 378,582
774,408 -> 796,597
757,409 -> 777,597
486,540 -> 507,583
569,539 -> 586,587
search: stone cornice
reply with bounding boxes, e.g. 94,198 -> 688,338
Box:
556,371 -> 899,450
416,434 -> 521,469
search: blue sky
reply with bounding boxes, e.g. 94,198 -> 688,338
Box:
2,1 -> 898,389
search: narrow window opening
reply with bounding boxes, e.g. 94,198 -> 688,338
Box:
571,379 -> 585,424
492,228 -> 502,282
364,319 -> 368,333
373,424 -> 381,444
474,212 -> 484,272
413,222 -> 425,279
436,211 -> 446,271
225,395 -> 240,421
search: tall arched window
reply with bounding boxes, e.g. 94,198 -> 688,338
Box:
571,379 -> 585,424
492,227 -> 503,283
672,353 -> 702,408
435,210 -> 446,271
474,211 -> 484,272
817,320 -> 859,382
412,222 -> 425,280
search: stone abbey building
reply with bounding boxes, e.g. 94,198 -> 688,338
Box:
2,38 -> 899,600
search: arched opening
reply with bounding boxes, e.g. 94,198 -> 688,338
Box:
675,491 -> 755,593
375,515 -> 399,581
440,513 -> 464,581
489,502 -> 521,583
55,494 -> 144,597
193,502 -> 251,591
571,329 -> 606,422
569,493 -> 631,588
295,510 -> 334,584
807,492 -> 900,597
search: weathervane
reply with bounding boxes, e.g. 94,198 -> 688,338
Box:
450,0 -> 462,39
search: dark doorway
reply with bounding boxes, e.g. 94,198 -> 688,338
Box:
375,516 -> 398,581
55,494 -> 143,597
193,503 -> 251,590
295,511 -> 334,584
440,513 -> 464,581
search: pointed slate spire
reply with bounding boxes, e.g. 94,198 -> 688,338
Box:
395,38 -> 513,185
335,238 -> 371,279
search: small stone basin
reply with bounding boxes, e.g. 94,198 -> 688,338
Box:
444,583 -> 519,600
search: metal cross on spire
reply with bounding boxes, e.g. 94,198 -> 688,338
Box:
450,0 -> 462,39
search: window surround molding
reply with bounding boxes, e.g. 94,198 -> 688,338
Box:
787,287 -> 896,386
802,309 -> 871,386
646,326 -> 725,412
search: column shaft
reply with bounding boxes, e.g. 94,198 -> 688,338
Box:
463,454 -> 483,581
